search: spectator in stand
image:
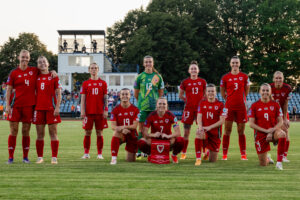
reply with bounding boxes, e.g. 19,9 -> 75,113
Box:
63,40 -> 68,52
76,104 -> 81,118
82,45 -> 86,53
292,106 -> 297,121
2,82 -> 6,97
71,104 -> 76,118
0,104 -> 3,118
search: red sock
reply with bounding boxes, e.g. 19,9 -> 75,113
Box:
111,136 -> 120,157
238,134 -> 246,156
22,136 -> 30,159
182,139 -> 189,154
173,137 -> 184,155
51,140 -> 59,158
97,136 -> 104,155
277,138 -> 286,162
203,139 -> 208,152
137,140 -> 151,155
8,135 -> 17,159
222,135 -> 230,156
284,140 -> 290,157
83,135 -> 91,154
195,138 -> 203,159
36,140 -> 44,157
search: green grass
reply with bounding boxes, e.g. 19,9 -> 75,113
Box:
0,120 -> 299,200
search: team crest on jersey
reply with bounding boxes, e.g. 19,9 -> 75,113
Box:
48,77 -> 52,80
130,112 -> 134,116
29,71 -> 33,75
165,119 -> 169,123
215,106 -> 218,110
239,77 -> 243,80
198,82 -> 201,85
157,145 -> 164,153
270,106 -> 274,111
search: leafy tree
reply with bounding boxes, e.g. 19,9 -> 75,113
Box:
0,33 -> 57,83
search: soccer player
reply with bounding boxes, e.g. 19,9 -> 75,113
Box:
137,98 -> 184,163
33,56 -> 61,164
248,83 -> 286,170
179,61 -> 206,160
195,84 -> 227,165
110,88 -> 140,164
270,71 -> 292,162
220,56 -> 250,160
6,50 -> 56,164
80,63 -> 108,159
134,56 -> 164,158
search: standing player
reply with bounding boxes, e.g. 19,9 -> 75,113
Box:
137,98 -> 184,163
80,63 -> 108,159
270,71 -> 292,162
33,56 -> 61,164
249,83 -> 286,170
195,84 -> 227,165
179,61 -> 206,160
110,88 -> 140,164
6,50 -> 38,164
134,56 -> 164,158
220,56 -> 250,160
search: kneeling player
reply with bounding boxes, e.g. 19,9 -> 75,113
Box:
195,84 -> 227,165
137,98 -> 184,163
249,83 -> 286,170
110,88 -> 140,164
80,63 -> 108,159
33,56 -> 61,164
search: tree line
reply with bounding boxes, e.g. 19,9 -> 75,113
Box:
106,0 -> 299,87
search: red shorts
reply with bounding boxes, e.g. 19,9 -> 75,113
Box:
254,131 -> 270,154
82,114 -> 108,130
7,106 -> 34,123
181,108 -> 197,125
226,106 -> 247,123
33,110 -> 61,125
205,129 -> 222,152
120,133 -> 138,153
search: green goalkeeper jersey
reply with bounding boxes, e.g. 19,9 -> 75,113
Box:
134,72 -> 164,111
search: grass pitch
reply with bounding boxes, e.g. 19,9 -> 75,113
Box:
0,120 -> 299,200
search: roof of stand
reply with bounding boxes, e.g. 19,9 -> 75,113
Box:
57,30 -> 105,36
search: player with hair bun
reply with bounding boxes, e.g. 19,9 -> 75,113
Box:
270,71 -> 292,162
249,83 -> 286,170
110,88 -> 140,165
195,84 -> 227,165
179,61 -> 206,160
220,56 -> 250,161
33,56 -> 61,164
137,97 -> 184,163
80,62 -> 108,159
134,56 -> 164,158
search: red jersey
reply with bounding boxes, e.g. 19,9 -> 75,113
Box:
6,66 -> 39,107
248,100 -> 283,134
270,83 -> 292,109
144,110 -> 178,136
35,73 -> 61,111
80,78 -> 107,115
110,104 -> 140,136
180,77 -> 206,109
220,72 -> 249,110
198,99 -> 227,134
